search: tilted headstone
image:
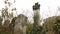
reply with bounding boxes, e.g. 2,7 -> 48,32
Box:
14,14 -> 28,34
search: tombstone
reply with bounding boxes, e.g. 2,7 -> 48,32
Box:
33,2 -> 40,25
32,2 -> 41,34
14,14 -> 28,34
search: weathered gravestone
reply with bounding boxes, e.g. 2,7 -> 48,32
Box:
32,2 -> 41,34
14,14 -> 28,34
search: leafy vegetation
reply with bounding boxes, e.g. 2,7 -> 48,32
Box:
54,18 -> 60,34
26,23 -> 43,34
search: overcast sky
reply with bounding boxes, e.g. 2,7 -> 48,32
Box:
0,0 -> 60,22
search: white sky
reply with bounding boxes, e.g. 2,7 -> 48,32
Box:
0,0 -> 60,22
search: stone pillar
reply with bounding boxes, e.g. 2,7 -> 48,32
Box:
33,2 -> 40,25
32,2 -> 40,34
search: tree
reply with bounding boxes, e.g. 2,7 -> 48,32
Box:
1,0 -> 17,20
0,0 -> 16,34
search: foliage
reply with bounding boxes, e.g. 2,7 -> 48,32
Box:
26,24 -> 33,34
0,0 -> 16,34
54,19 -> 60,34
31,25 -> 43,34
26,23 -> 43,34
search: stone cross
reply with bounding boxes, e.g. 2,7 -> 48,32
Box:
33,2 -> 40,10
